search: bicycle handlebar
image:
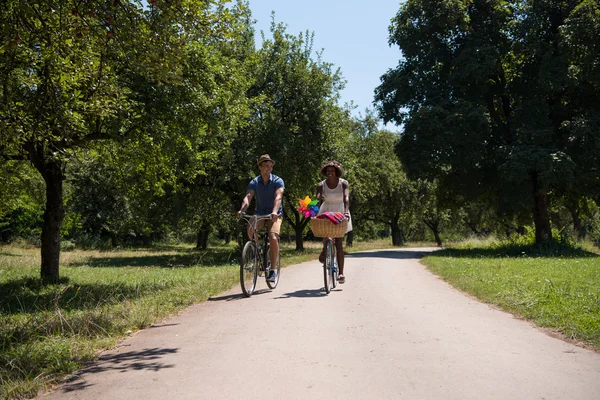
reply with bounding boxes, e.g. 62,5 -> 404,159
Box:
238,213 -> 273,221
239,213 -> 275,233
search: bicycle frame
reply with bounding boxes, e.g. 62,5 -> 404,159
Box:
242,213 -> 272,261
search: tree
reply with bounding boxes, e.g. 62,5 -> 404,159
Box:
352,130 -> 417,246
376,0 -> 600,245
0,0 -> 250,281
235,18 -> 347,250
414,179 -> 451,247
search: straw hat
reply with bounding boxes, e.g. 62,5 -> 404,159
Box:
257,154 -> 275,166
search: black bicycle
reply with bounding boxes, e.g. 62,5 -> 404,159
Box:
239,213 -> 281,297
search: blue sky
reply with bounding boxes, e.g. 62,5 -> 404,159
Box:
247,0 -> 403,126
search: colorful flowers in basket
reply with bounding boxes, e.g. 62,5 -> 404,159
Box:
297,196 -> 319,218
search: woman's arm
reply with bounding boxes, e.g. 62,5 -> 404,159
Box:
342,180 -> 350,217
315,181 -> 324,208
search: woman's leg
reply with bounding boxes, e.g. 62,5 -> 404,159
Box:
319,239 -> 327,264
335,238 -> 344,277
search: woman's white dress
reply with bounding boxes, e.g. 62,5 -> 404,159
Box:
318,179 -> 353,232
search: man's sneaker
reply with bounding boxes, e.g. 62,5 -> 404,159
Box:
267,270 -> 277,282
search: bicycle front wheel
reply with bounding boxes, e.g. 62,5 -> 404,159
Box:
240,241 -> 258,297
323,240 -> 333,294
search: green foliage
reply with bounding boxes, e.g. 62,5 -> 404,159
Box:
351,129 -> 418,245
0,0 -> 254,278
228,17 -> 350,248
249,21 -> 346,195
589,211 -> 600,247
0,163 -> 45,243
377,0 -> 600,244
0,200 -> 43,243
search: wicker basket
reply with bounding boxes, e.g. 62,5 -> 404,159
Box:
310,217 -> 348,238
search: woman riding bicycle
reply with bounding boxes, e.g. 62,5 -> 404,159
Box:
316,160 -> 352,283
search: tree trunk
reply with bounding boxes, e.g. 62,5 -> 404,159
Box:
390,216 -> 404,246
282,201 -> 307,251
196,226 -> 210,249
295,222 -> 304,251
567,202 -> 583,240
464,220 -> 480,236
433,231 -> 442,247
423,219 -> 442,247
223,232 -> 231,245
345,230 -> 354,247
530,171 -> 552,243
38,159 -> 65,283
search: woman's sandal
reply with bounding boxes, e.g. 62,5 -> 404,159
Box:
338,275 -> 345,284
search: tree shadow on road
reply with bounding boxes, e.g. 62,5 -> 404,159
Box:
426,244 -> 599,259
67,252 -> 236,268
346,249 -> 438,260
60,347 -> 178,392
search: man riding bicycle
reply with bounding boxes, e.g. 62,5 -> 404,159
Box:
237,154 -> 285,283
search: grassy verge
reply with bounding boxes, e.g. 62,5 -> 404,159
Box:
421,241 -> 600,351
8,238 -> 593,398
1,239 -> 376,399
0,244 -> 240,399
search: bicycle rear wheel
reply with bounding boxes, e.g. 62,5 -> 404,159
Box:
240,241 -> 258,297
323,240 -> 333,294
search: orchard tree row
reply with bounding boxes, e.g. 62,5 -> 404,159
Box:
2,1 -> 600,283
376,0 -> 600,245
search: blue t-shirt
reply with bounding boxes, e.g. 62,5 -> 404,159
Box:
248,174 -> 285,216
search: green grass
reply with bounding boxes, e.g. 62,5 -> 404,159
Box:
4,237 -> 596,399
0,240 -> 346,399
421,241 -> 600,351
0,245 -> 243,399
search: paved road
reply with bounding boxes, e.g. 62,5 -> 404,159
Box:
39,248 -> 600,400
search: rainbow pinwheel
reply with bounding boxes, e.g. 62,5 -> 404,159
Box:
297,196 -> 319,218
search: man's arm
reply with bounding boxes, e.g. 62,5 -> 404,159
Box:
238,190 -> 255,216
271,187 -> 284,218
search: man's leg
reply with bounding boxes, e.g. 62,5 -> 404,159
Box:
269,232 -> 279,269
248,220 -> 263,244
247,225 -> 255,243
266,217 -> 283,281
